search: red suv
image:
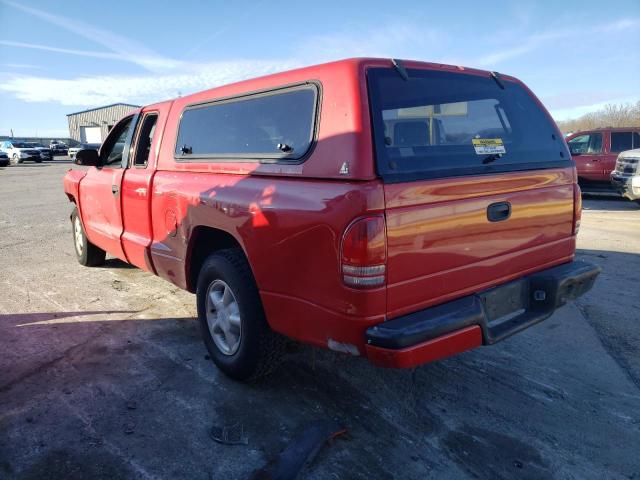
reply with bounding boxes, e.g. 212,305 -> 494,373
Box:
64,58 -> 600,380
566,127 -> 640,184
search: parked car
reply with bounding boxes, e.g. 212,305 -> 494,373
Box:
50,141 -> 68,156
26,142 -> 53,161
68,143 -> 100,159
64,58 -> 600,380
0,151 -> 8,167
611,148 -> 640,204
0,140 -> 42,164
566,127 -> 640,185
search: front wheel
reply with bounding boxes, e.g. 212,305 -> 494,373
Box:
71,208 -> 106,266
196,249 -> 284,381
11,154 -> 22,165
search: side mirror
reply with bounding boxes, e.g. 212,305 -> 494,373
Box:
75,149 -> 100,166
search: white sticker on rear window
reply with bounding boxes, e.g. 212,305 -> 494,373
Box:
472,138 -> 506,155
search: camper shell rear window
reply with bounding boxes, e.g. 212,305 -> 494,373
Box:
367,67 -> 571,182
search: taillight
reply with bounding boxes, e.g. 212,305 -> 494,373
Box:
341,216 -> 386,288
573,183 -> 582,235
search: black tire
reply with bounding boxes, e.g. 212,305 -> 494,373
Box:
196,248 -> 284,381
71,208 -> 106,266
35,159 -> 43,163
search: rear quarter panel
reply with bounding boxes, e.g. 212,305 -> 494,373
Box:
149,172 -> 387,350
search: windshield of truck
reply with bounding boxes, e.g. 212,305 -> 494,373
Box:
367,67 -> 571,181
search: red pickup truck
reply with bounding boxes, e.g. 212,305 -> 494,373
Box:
64,58 -> 600,380
566,127 -> 640,184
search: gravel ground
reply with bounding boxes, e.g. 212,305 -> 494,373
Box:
0,161 -> 639,480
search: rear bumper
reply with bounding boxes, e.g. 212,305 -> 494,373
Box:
365,260 -> 601,368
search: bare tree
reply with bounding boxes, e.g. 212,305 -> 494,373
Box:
556,101 -> 640,133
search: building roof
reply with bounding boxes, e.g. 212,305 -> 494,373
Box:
66,103 -> 141,117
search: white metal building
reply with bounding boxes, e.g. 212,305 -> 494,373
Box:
67,103 -> 140,143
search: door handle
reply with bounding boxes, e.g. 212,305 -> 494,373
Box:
487,201 -> 511,222
112,185 -> 119,196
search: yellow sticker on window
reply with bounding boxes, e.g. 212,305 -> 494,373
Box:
472,138 -> 506,155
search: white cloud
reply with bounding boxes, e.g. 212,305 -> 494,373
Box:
477,18 -> 640,67
0,60 -> 299,106
0,41 -> 127,61
0,62 -> 43,69
295,23 -> 449,63
1,0 -> 180,71
595,18 -> 640,33
0,21 -> 452,109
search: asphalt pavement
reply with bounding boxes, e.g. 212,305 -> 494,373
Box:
0,161 -> 638,479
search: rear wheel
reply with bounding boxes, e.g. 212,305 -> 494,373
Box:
71,208 -> 106,266
11,154 -> 22,165
196,249 -> 284,381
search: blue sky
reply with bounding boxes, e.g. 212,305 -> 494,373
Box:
0,0 -> 638,138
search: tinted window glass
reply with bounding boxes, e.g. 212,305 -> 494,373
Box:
134,114 -> 158,166
611,131 -> 633,153
175,86 -> 317,160
368,68 -> 569,181
568,133 -> 602,155
100,117 -> 134,167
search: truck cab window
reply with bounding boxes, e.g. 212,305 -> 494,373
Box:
611,131 -> 633,153
568,133 -> 602,155
101,117 -> 134,167
134,114 -> 158,166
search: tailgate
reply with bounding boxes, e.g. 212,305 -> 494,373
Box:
366,63 -> 576,319
384,168 -> 576,318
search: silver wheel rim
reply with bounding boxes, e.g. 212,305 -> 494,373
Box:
74,217 -> 84,255
206,279 -> 242,356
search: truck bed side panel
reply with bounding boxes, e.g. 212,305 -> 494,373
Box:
149,172 -> 386,350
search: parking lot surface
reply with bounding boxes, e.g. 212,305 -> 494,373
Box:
1,161 -> 639,479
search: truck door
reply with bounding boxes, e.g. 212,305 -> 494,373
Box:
120,105 -> 167,272
567,132 -> 604,182
78,115 -> 137,261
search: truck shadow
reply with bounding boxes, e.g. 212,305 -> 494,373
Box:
101,258 -> 137,269
0,305 -> 552,479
